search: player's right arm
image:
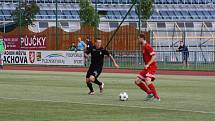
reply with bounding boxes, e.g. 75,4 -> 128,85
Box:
84,47 -> 91,58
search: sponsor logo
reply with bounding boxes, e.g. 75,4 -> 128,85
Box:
42,53 -> 65,64
3,55 -> 28,64
45,53 -> 65,58
66,52 -> 83,57
29,51 -> 35,63
36,52 -> 41,61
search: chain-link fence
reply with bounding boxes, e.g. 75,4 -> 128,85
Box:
86,50 -> 215,71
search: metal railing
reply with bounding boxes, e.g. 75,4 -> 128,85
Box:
89,50 -> 215,71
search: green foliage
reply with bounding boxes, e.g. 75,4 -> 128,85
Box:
132,0 -> 154,20
12,2 -> 40,26
79,0 -> 100,27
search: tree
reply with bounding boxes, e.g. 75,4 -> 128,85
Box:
136,0 -> 154,20
12,2 -> 40,26
79,0 -> 99,27
132,0 -> 154,25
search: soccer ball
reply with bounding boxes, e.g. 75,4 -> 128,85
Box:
119,92 -> 128,101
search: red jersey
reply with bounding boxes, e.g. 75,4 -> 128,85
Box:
142,43 -> 157,69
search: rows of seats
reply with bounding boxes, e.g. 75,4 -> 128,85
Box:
1,9 -> 215,21
1,0 -> 214,4
154,0 -> 215,4
0,0 -> 215,21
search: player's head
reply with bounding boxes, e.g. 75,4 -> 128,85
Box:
138,33 -> 147,44
95,38 -> 102,48
180,41 -> 184,46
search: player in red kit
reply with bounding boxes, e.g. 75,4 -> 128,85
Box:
135,33 -> 160,101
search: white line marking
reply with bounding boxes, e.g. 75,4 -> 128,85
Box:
0,97 -> 215,115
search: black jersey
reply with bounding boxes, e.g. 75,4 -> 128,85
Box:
86,46 -> 110,67
178,45 -> 189,57
86,41 -> 93,49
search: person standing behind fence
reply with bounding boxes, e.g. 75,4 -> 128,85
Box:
86,36 -> 93,50
85,37 -> 93,66
69,42 -> 77,51
177,41 -> 189,67
0,36 -> 6,70
77,37 -> 86,51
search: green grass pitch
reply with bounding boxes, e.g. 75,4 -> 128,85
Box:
0,70 -> 215,121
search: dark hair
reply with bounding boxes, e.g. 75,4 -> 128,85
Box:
96,38 -> 101,40
139,33 -> 146,39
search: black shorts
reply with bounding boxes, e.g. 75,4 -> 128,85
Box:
86,65 -> 102,78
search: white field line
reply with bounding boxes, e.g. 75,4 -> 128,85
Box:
0,97 -> 215,115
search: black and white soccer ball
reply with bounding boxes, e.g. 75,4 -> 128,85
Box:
119,92 -> 128,101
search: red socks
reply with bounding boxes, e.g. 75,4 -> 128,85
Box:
136,82 -> 151,94
148,83 -> 159,99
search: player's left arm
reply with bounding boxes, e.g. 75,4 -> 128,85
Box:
109,54 -> 119,68
104,50 -> 119,68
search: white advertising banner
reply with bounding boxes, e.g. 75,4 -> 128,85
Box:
3,50 -> 84,66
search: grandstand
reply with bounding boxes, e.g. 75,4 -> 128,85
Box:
0,0 -> 215,56
1,0 -> 215,31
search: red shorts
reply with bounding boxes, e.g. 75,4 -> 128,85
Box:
137,67 -> 157,81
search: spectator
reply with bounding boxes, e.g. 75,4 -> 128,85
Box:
177,41 -> 189,67
0,36 -> 6,70
77,37 -> 86,51
86,36 -> 93,50
69,42 -> 77,51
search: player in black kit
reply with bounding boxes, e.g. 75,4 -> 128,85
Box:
85,38 -> 119,95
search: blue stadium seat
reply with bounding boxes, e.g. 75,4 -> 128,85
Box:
62,11 -> 71,15
99,0 -> 104,4
39,10 -> 47,15
112,0 -> 119,4
0,10 -> 4,16
47,10 -> 55,15
0,16 -> 4,21
104,0 -> 112,4
2,10 -> 11,15
113,11 -> 121,19
189,11 -> 199,19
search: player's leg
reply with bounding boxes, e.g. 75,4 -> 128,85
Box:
89,75 -> 103,93
145,77 -> 160,101
185,56 -> 189,67
86,67 -> 95,95
182,55 -> 187,67
135,77 -> 151,94
86,78 -> 95,95
90,67 -> 104,93
135,77 -> 154,101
